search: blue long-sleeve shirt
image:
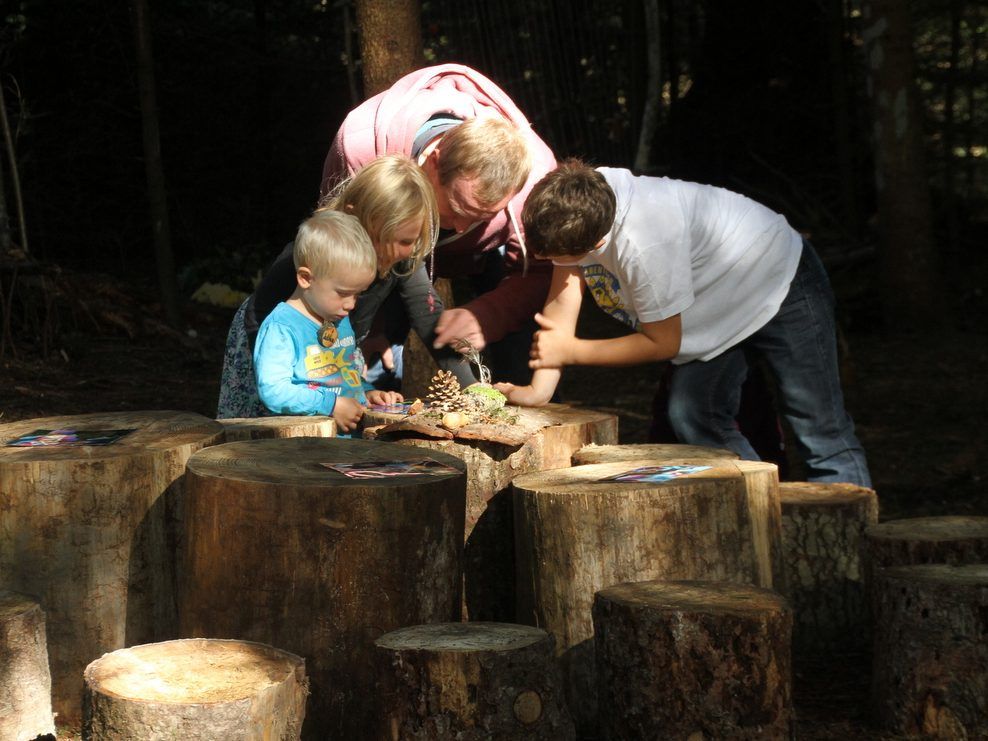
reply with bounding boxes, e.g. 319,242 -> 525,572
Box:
253,302 -> 373,416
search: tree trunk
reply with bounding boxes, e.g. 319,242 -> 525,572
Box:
0,592 -> 55,741
594,580 -> 793,740
572,442 -> 737,466
779,482 -> 879,655
512,458 -> 781,737
83,638 -> 307,740
871,564 -> 988,737
217,415 -> 335,442
355,0 -> 423,97
363,404 -> 618,622
402,279 -> 457,399
178,437 -> 466,739
375,622 -> 575,740
0,411 -> 223,726
633,0 -> 661,174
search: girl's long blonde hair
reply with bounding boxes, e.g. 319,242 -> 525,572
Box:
321,154 -> 439,277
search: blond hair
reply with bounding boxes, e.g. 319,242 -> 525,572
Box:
321,155 -> 439,276
293,210 -> 377,280
437,116 -> 532,206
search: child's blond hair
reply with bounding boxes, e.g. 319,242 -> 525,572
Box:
322,154 -> 439,275
437,116 -> 532,207
293,210 -> 376,280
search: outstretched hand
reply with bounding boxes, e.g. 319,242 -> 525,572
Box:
434,308 -> 486,351
528,312 -> 574,369
493,382 -> 550,407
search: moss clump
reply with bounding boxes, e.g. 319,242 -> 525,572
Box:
463,383 -> 507,412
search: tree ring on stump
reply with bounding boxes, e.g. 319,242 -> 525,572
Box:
513,690 -> 543,724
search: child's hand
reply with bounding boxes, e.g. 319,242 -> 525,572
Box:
332,396 -> 365,433
529,313 -> 573,369
493,382 -> 550,407
366,389 -> 403,406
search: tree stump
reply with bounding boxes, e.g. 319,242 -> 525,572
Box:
512,458 -> 782,736
364,403 -> 618,622
572,442 -> 737,466
0,591 -> 55,741
217,415 -> 335,442
0,410 -> 223,725
375,622 -> 575,740
871,564 -> 988,738
593,580 -> 793,740
865,516 -> 988,587
83,638 -> 307,740
178,437 -> 466,739
779,481 -> 878,655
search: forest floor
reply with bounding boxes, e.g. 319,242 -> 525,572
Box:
1,258 -> 986,740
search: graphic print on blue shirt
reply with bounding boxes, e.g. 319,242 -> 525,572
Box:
582,264 -> 638,329
303,338 -> 364,392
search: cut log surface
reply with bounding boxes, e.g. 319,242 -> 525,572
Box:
217,415 -> 335,441
365,403 -> 618,622
866,515 -> 988,576
83,638 -> 307,740
871,564 -> 988,738
512,458 -> 782,735
572,442 -> 738,466
0,410 -> 224,725
0,592 -> 55,741
375,622 -> 575,740
178,437 -> 466,739
780,482 -> 879,654
593,580 -> 792,740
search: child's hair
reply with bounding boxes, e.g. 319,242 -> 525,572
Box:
293,209 -> 377,280
522,159 -> 616,258
437,116 -> 532,207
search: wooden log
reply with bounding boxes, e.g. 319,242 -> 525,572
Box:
217,415 -> 335,441
572,442 -> 737,466
364,403 -> 618,622
871,564 -> 988,738
0,411 -> 224,725
83,638 -> 307,740
375,622 -> 575,740
178,437 -> 466,739
593,580 -> 793,740
865,516 -> 988,584
0,591 -> 55,741
512,458 -> 782,736
779,482 -> 878,654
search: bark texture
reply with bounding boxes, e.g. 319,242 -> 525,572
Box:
871,564 -> 988,738
375,622 -> 575,740
513,458 -> 781,736
572,442 -> 737,466
0,592 -> 55,741
780,482 -> 879,654
83,638 -> 307,740
355,0 -> 423,97
218,415 -> 336,441
365,404 -> 618,622
0,410 -> 223,725
593,580 -> 793,740
178,437 -> 466,739
865,515 -> 988,587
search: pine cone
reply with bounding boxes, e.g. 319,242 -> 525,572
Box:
426,370 -> 463,411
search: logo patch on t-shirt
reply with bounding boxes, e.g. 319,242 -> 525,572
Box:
582,264 -> 637,328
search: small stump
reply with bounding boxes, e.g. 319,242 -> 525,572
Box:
217,415 -> 335,442
865,516 -> 988,586
593,580 -> 792,741
871,564 -> 988,738
0,591 -> 55,741
779,481 -> 878,654
375,622 -> 574,740
572,442 -> 737,466
83,638 -> 307,740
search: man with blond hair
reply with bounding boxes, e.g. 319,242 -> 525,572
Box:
322,64 -> 557,384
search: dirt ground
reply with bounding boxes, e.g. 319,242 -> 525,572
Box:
1,263 -> 985,739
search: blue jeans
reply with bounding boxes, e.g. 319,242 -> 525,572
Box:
667,242 -> 871,487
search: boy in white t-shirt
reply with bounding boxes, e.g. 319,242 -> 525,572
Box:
495,159 -> 870,487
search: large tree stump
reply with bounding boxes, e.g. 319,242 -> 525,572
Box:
865,516 -> 988,586
871,564 -> 988,738
217,415 -> 335,442
83,638 -> 307,740
780,481 -> 879,655
375,622 -> 575,740
572,442 -> 737,466
512,458 -> 782,736
593,580 -> 793,740
0,591 -> 55,741
364,404 -> 618,621
0,411 -> 223,725
178,437 -> 466,739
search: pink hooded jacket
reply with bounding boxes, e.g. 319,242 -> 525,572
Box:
321,64 -> 557,345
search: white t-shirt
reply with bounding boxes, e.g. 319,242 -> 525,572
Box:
563,168 -> 802,364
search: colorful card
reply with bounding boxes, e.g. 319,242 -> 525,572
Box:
598,464 -> 712,483
321,458 -> 461,479
5,428 -> 137,448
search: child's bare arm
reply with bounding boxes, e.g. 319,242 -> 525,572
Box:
332,396 -> 365,432
531,313 -> 682,369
